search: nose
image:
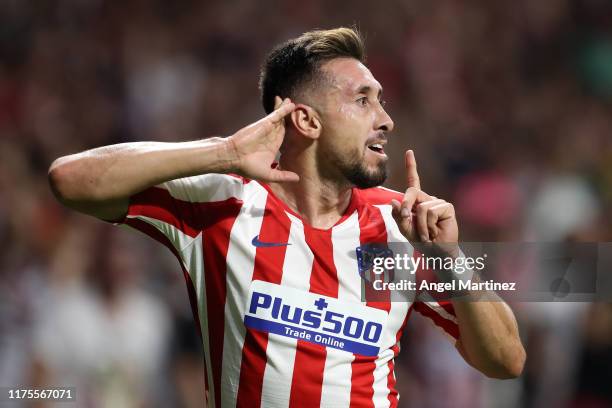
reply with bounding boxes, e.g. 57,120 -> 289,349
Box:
376,103 -> 394,133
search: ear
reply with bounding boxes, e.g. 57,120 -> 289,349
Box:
289,104 -> 322,140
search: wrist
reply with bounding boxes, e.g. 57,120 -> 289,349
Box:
414,244 -> 474,286
198,136 -> 240,174
413,242 -> 461,259
223,136 -> 241,174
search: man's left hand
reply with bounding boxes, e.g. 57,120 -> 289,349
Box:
391,150 -> 459,256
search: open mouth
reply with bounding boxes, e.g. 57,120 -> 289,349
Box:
367,143 -> 385,154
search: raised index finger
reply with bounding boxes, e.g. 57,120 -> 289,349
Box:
405,150 -> 420,189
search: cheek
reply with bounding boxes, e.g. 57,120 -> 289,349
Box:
323,105 -> 371,153
321,127 -> 362,159
337,104 -> 377,131
337,103 -> 358,121
337,103 -> 374,128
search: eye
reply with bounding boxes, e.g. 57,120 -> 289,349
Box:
357,96 -> 369,106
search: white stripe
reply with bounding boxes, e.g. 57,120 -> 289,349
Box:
374,204 -> 409,244
333,211 -> 363,302
160,173 -> 244,203
179,231 -> 218,408
124,216 -> 217,407
372,350 -> 392,407
220,181 -> 269,408
260,213 -> 314,408
318,210 -> 361,408
371,301 -> 410,408
125,214 -> 196,252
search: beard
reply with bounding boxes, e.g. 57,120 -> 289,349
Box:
337,148 -> 388,189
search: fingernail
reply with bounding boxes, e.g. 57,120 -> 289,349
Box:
420,235 -> 428,242
401,208 -> 410,217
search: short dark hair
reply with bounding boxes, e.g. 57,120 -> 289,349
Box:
259,27 -> 366,114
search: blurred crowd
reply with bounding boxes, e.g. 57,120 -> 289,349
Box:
1,0 -> 611,407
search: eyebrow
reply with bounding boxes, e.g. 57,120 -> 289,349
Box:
355,85 -> 383,99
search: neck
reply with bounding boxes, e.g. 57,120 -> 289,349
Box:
268,152 -> 353,230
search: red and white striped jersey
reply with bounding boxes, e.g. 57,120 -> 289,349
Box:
116,173 -> 459,408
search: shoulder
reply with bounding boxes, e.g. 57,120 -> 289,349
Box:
159,173 -> 251,203
355,186 -> 404,206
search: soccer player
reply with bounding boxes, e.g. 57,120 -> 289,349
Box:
48,28 -> 525,407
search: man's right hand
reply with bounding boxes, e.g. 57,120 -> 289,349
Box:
48,96 -> 299,221
227,96 -> 300,183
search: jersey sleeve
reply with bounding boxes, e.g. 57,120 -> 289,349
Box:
412,298 -> 459,342
411,251 -> 460,342
111,173 -> 245,252
108,173 -> 246,344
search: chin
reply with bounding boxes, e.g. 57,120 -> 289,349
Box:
334,149 -> 388,189
349,166 -> 388,189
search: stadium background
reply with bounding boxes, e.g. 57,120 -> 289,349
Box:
1,0 -> 611,407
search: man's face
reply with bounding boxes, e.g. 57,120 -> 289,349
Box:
314,58 -> 394,189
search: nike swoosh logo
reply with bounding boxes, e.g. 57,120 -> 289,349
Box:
251,235 -> 291,247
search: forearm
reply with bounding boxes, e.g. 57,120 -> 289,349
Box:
452,294 -> 525,379
48,98 -> 297,220
49,137 -> 236,203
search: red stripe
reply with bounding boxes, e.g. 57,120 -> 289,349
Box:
235,330 -> 270,407
289,228 -> 338,408
357,187 -> 404,206
413,302 -> 459,340
349,355 -> 376,407
358,204 -> 391,311
348,204 -> 390,408
128,186 -> 243,238
199,199 -> 243,408
386,346 -> 399,407
386,304 -> 413,407
235,196 -> 292,407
